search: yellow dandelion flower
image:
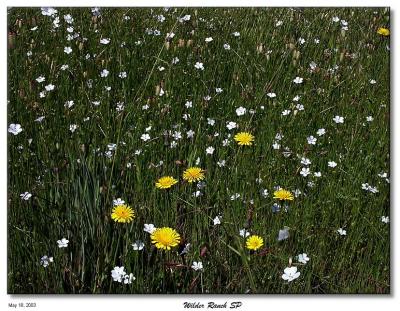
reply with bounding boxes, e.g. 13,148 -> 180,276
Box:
183,167 -> 205,183
273,189 -> 294,201
377,27 -> 390,36
111,204 -> 135,223
150,227 -> 181,250
155,176 -> 178,189
234,132 -> 254,146
246,235 -> 264,251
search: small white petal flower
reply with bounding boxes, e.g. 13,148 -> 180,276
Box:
69,124 -> 78,133
118,71 -> 127,78
213,216 -> 221,225
378,172 -> 388,178
307,136 -> 317,145
193,190 -> 202,197
63,14 -> 74,24
166,32 -> 175,39
236,106 -> 246,116
65,100 -> 74,109
294,189 -> 302,197
297,253 -> 310,264
178,14 -> 191,22
239,229 -> 250,237
144,224 -> 156,234
64,46 -> 72,54
141,133 -> 151,142
361,183 -> 379,193
261,189 -> 269,198
230,193 -> 240,201
8,123 -> 23,135
40,255 -> 53,267
36,76 -> 45,83
333,115 -> 344,124
172,131 -> 182,140
282,267 -> 300,282
310,61 -> 317,70
20,192 -> 32,200
278,228 -> 289,241
191,261 -> 203,271
300,167 -> 310,177
57,238 -> 69,248
132,240 -> 145,251
301,157 -> 311,166
111,266 -> 134,284
217,159 -> 226,167
207,118 -> 215,126
111,267 -> 123,282
272,142 -> 280,150
113,198 -> 125,205
328,161 -> 337,168
100,69 -> 109,78
194,62 -> 204,70
45,84 -> 55,91
41,7 -> 58,17
206,146 -> 215,155
100,38 -> 110,44
381,216 -> 389,224
157,14 -> 166,22
337,228 -> 347,236
226,121 -> 237,130
186,130 -> 195,138
293,77 -> 303,84
123,273 -> 135,284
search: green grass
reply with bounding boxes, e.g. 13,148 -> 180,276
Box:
8,7 -> 390,294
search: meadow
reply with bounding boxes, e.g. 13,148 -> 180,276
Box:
7,7 -> 390,294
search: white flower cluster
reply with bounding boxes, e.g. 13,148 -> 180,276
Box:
111,266 -> 135,284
